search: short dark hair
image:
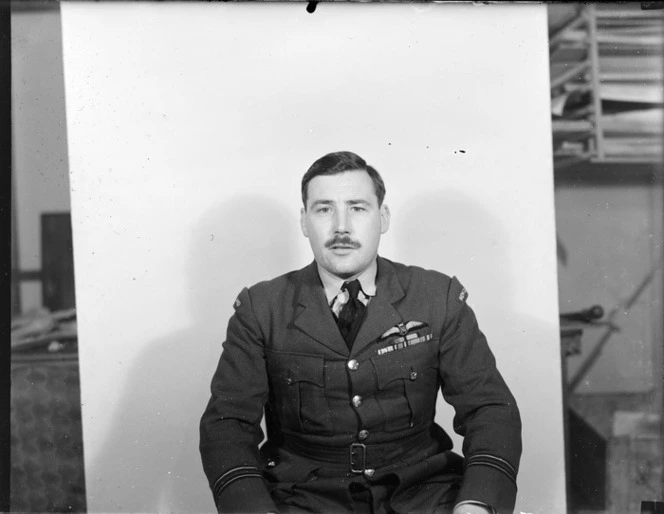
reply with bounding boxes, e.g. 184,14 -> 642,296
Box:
301,151 -> 386,208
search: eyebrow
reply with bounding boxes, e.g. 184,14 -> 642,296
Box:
310,200 -> 334,208
309,199 -> 371,207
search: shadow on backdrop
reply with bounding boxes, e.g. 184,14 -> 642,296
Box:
88,188 -> 565,513
88,195 -> 299,513
393,188 -> 565,512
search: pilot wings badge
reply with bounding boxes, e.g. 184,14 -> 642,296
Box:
377,321 -> 433,356
379,321 -> 426,340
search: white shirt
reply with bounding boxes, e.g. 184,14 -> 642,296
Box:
317,259 -> 377,318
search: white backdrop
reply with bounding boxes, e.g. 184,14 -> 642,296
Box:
61,3 -> 564,513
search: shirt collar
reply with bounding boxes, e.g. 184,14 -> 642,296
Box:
317,259 -> 378,305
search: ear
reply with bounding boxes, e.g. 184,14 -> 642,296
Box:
300,207 -> 309,237
380,204 -> 391,234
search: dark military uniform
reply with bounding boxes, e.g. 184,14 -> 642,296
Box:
200,257 -> 522,513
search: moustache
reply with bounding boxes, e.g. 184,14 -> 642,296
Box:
325,236 -> 361,249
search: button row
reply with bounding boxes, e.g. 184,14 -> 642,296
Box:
348,360 -> 368,446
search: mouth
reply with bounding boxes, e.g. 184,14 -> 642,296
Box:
328,245 -> 357,255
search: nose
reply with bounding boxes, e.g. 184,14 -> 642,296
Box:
334,209 -> 349,234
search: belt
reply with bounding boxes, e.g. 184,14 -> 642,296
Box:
282,429 -> 433,474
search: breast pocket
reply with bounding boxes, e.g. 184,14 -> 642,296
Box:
266,351 -> 332,435
370,337 -> 440,432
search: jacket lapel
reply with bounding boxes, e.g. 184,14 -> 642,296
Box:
351,257 -> 406,356
293,262 -> 349,356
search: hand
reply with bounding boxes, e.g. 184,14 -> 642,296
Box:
453,503 -> 492,514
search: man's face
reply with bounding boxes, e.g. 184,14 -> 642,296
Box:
300,170 -> 390,280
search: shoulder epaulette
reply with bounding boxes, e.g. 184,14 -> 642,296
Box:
450,276 -> 469,305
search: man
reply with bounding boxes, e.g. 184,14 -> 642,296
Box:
200,151 -> 522,514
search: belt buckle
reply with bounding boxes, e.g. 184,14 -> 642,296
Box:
349,443 -> 366,473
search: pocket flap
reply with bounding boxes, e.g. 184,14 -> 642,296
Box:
371,340 -> 438,388
266,351 -> 326,387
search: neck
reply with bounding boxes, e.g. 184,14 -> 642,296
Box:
316,258 -> 378,304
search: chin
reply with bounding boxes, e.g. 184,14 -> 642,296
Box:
320,253 -> 369,280
335,263 -> 368,280
326,262 -> 360,280
333,270 -> 357,280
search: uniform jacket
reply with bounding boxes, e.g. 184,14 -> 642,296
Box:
200,257 -> 522,513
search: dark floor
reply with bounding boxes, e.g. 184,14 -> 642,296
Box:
9,347 -> 662,513
11,348 -> 87,513
567,392 -> 663,514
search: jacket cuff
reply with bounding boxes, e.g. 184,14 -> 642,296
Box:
456,459 -> 518,514
214,472 -> 277,514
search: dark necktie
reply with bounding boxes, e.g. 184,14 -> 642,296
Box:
337,280 -> 367,349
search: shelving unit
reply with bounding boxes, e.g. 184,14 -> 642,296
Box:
550,4 -> 663,168
550,6 -> 664,512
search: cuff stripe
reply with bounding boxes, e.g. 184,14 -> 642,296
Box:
212,466 -> 262,499
466,454 -> 517,475
216,473 -> 263,498
465,454 -> 517,486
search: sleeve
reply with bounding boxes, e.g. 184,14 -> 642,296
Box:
439,277 -> 522,514
199,287 -> 278,514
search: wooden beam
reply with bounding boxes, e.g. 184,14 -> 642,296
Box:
553,152 -> 593,171
551,60 -> 591,90
12,269 -> 42,282
587,5 -> 606,160
595,9 -> 664,20
552,119 -> 594,133
0,2 -> 10,510
650,182 -> 664,418
565,105 -> 595,120
591,157 -> 664,166
550,10 -> 586,48
562,84 -> 592,93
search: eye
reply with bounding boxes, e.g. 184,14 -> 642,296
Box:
350,205 -> 367,212
316,206 -> 331,214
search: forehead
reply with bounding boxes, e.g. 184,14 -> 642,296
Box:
306,170 -> 377,203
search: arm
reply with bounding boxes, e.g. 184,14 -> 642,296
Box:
439,277 -> 522,514
199,287 -> 278,513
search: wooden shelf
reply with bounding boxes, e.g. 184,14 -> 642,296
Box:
549,4 -> 664,167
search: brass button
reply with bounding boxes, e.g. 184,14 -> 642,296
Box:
358,429 -> 369,440
347,359 -> 359,371
363,469 -> 375,477
409,371 -> 418,381
352,395 -> 363,408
